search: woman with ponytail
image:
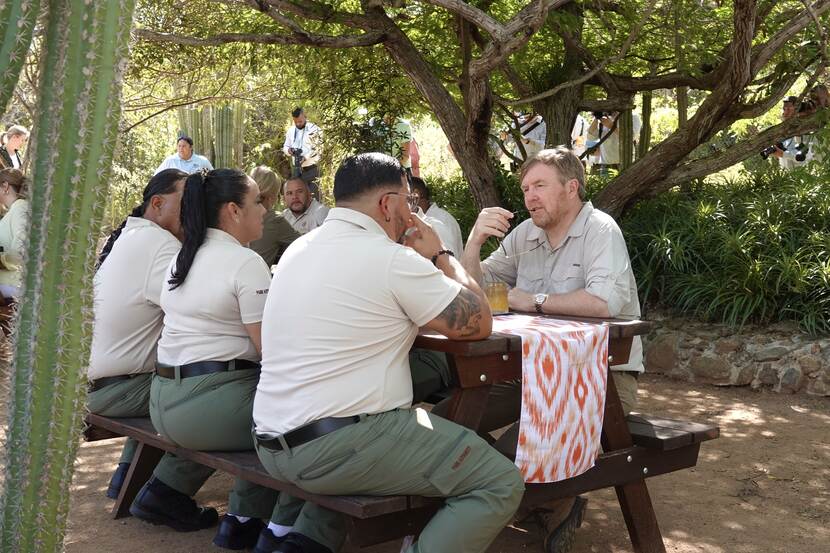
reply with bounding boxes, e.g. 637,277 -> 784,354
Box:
89,169 -> 219,522
136,168 -> 302,552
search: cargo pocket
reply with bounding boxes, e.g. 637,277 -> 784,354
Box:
422,428 -> 480,496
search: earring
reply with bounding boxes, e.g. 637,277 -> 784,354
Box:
385,217 -> 391,222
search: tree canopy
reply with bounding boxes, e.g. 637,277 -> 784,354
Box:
131,0 -> 830,215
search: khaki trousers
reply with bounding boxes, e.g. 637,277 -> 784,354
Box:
255,408 -> 524,553
86,373 -> 212,494
149,368 -> 298,522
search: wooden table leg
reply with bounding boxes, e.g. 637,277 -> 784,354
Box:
602,373 -> 667,553
112,442 -> 164,519
442,386 -> 492,431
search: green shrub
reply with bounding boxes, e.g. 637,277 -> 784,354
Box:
622,169 -> 830,334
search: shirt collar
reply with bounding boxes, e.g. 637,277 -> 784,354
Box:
325,207 -> 388,237
525,201 -> 595,243
206,227 -> 242,246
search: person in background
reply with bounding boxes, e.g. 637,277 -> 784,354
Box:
89,169 -> 213,511
281,177 -> 329,234
0,126 -> 29,170
409,176 -> 463,256
282,107 -> 322,200
248,166 -> 301,266
409,137 -> 421,178
379,114 -> 413,173
154,136 -> 214,175
571,113 -> 588,164
772,96 -> 813,170
586,111 -> 641,175
0,168 -> 30,298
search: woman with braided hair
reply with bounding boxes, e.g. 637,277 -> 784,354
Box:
88,168 -> 217,530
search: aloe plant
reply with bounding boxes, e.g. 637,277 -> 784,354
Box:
0,0 -> 137,551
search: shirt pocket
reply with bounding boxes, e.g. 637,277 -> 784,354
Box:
548,265 -> 586,295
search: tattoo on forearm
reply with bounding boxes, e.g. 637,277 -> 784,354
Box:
437,288 -> 483,337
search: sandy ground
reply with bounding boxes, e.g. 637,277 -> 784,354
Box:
48,374 -> 829,552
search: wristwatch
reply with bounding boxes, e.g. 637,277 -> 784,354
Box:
533,293 -> 548,314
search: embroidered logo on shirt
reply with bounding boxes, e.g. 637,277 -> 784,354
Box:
255,289 -> 269,295
451,446 -> 472,470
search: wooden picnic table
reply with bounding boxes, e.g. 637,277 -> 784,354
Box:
410,313 -> 674,553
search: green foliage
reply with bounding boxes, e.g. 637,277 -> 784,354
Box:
622,170 -> 830,335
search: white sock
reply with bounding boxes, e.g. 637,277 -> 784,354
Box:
267,522 -> 293,537
230,514 -> 251,523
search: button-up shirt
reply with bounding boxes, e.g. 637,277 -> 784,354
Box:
482,201 -> 643,372
282,121 -> 322,167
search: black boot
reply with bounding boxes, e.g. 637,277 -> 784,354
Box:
106,462 -> 130,499
129,476 -> 218,532
252,527 -> 286,553
213,514 -> 265,550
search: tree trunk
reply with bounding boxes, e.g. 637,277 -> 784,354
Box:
593,0 -> 757,218
619,109 -> 634,170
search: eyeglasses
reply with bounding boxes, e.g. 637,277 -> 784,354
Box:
382,192 -> 420,212
500,240 -> 545,259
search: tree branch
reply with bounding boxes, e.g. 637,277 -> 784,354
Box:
749,0 -> 830,76
662,108 -> 828,188
133,27 -> 385,48
422,0 -> 505,40
501,0 -> 657,104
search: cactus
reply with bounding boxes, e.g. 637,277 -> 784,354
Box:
0,0 -> 137,551
180,102 -> 245,168
0,0 -> 42,112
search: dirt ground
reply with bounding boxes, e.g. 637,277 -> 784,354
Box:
55,374 -> 830,553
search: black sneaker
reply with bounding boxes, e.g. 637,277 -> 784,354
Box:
213,515 -> 265,550
106,462 -> 130,499
252,528 -> 286,553
129,476 -> 218,532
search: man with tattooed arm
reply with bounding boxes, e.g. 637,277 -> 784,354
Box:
250,153 -> 524,553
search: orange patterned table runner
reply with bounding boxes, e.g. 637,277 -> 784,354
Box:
493,315 -> 609,483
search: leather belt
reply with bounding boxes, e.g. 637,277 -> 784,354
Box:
156,359 -> 261,379
89,375 -> 133,392
255,415 -> 362,451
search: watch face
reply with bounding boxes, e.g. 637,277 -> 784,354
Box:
534,293 -> 547,305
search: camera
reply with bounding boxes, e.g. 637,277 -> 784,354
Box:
592,111 -> 611,119
290,148 -> 303,177
794,143 -> 808,162
760,142 -> 785,160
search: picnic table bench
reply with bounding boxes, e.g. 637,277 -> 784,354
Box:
84,315 -> 719,552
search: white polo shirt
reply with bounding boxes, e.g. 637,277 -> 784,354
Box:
253,207 -> 462,435
88,217 -> 180,379
154,153 -> 214,175
282,199 -> 329,234
157,228 -> 271,366
425,203 -> 464,256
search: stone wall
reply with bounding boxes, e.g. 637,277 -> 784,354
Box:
643,312 -> 830,396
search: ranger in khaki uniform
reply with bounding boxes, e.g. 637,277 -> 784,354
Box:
133,169 -> 305,552
252,153 -> 524,553
88,169 -> 215,521
452,146 -> 644,552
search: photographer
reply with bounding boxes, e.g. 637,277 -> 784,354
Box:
765,96 -> 813,170
282,106 -> 322,200
586,111 -> 641,176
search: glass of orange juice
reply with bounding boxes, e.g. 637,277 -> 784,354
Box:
485,282 -> 509,315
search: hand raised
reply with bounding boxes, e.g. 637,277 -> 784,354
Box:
468,207 -> 513,247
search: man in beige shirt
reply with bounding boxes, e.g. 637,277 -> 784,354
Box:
457,145 -> 643,553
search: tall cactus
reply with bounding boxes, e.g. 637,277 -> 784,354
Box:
0,0 -> 41,112
0,0 -> 137,551
180,102 -> 245,168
